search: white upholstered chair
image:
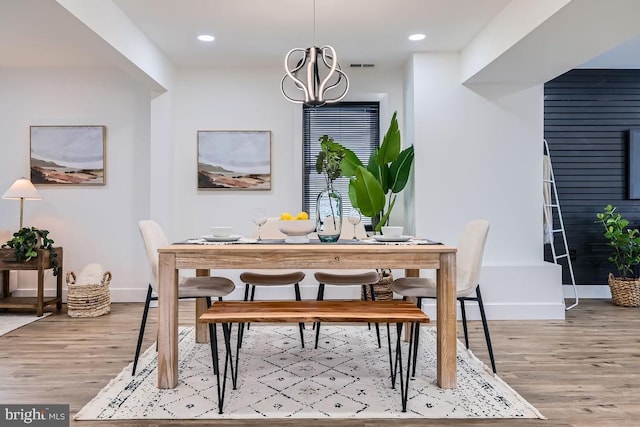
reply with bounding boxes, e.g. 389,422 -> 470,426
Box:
313,219 -> 381,349
391,219 -> 495,373
133,220 -> 235,375
239,217 -> 306,346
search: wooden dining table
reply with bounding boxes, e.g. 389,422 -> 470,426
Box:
156,241 -> 457,389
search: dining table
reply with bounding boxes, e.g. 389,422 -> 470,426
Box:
156,239 -> 457,389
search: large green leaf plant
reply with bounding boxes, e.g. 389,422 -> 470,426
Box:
340,111 -> 414,232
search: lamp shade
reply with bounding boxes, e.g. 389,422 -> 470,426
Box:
2,178 -> 42,200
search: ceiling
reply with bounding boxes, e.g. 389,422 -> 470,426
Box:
0,0 -> 637,73
1,0 -> 513,69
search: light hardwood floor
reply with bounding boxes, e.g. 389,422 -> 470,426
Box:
1,299 -> 638,427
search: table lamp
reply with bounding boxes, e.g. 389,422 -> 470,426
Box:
2,177 -> 42,229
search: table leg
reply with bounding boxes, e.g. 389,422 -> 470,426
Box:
37,260 -> 44,317
437,251 -> 457,388
2,271 -> 10,297
157,252 -> 179,389
195,269 -> 211,343
56,249 -> 63,311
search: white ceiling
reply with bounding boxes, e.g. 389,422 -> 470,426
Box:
110,0 -> 513,68
0,0 -> 637,72
1,0 -> 513,69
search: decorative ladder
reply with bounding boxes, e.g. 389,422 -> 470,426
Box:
543,139 -> 578,310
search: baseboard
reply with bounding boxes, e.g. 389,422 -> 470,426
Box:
563,284 -> 610,299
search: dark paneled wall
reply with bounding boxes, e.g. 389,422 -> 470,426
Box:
544,69 -> 640,285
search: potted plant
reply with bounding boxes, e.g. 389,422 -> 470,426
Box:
2,227 -> 60,276
340,111 -> 414,232
315,135 -> 346,242
595,204 -> 640,306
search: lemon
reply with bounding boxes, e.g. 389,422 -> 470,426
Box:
296,211 -> 309,220
280,212 -> 293,220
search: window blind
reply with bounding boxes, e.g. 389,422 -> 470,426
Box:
302,102 -> 380,224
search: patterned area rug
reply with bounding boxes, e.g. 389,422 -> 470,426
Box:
0,312 -> 51,336
76,325 -> 544,420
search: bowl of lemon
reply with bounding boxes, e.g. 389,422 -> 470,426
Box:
279,211 -> 315,243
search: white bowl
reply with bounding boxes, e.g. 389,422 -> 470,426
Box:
279,220 -> 316,236
381,226 -> 404,238
210,226 -> 233,237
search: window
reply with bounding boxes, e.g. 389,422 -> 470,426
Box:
302,102 -> 380,224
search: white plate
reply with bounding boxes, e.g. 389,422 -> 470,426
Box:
372,235 -> 412,242
201,235 -> 242,242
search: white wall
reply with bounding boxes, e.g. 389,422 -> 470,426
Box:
0,67 -> 152,301
408,52 -> 565,319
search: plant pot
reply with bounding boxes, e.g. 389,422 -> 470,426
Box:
608,273 -> 640,307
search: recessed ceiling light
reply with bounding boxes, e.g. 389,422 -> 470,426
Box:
197,34 -> 215,42
408,33 -> 426,41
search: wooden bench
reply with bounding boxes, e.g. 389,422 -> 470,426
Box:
198,300 -> 430,414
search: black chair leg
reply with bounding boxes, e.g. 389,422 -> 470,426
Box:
132,284 -> 153,375
368,283 -> 381,348
459,298 -> 470,349
246,285 -> 256,330
475,286 -> 496,373
294,283 -> 305,348
411,297 -> 422,377
363,285 -> 371,330
314,283 -> 325,349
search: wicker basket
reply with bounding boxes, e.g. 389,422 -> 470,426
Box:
66,268 -> 112,317
608,273 -> 640,307
361,270 -> 394,301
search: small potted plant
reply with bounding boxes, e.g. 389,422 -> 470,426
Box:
2,227 -> 59,276
595,204 -> 640,306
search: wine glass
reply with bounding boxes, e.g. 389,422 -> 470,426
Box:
252,208 -> 267,241
347,208 -> 362,240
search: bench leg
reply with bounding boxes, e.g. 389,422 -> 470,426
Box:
386,323 -> 395,387
208,322 -> 238,414
208,323 -> 226,414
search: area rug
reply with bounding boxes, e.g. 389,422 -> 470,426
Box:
76,325 -> 544,420
0,312 -> 51,336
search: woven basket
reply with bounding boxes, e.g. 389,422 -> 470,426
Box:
361,270 -> 393,301
608,273 -> 640,307
66,270 -> 112,317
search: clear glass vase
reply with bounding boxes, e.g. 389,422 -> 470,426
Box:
316,185 -> 342,242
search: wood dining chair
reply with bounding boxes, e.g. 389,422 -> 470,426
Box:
391,219 -> 496,374
133,220 -> 236,375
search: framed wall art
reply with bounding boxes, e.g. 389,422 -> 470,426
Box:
197,130 -> 271,190
30,125 -> 106,185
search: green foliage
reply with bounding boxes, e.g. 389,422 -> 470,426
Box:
341,111 -> 414,231
316,135 -> 346,187
596,204 -> 640,279
2,227 -> 59,276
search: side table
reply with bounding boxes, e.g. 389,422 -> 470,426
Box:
0,247 -> 63,316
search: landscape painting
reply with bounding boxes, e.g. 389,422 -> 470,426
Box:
197,130 -> 271,190
30,125 -> 106,185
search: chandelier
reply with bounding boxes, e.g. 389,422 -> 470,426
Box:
280,1 -> 349,106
